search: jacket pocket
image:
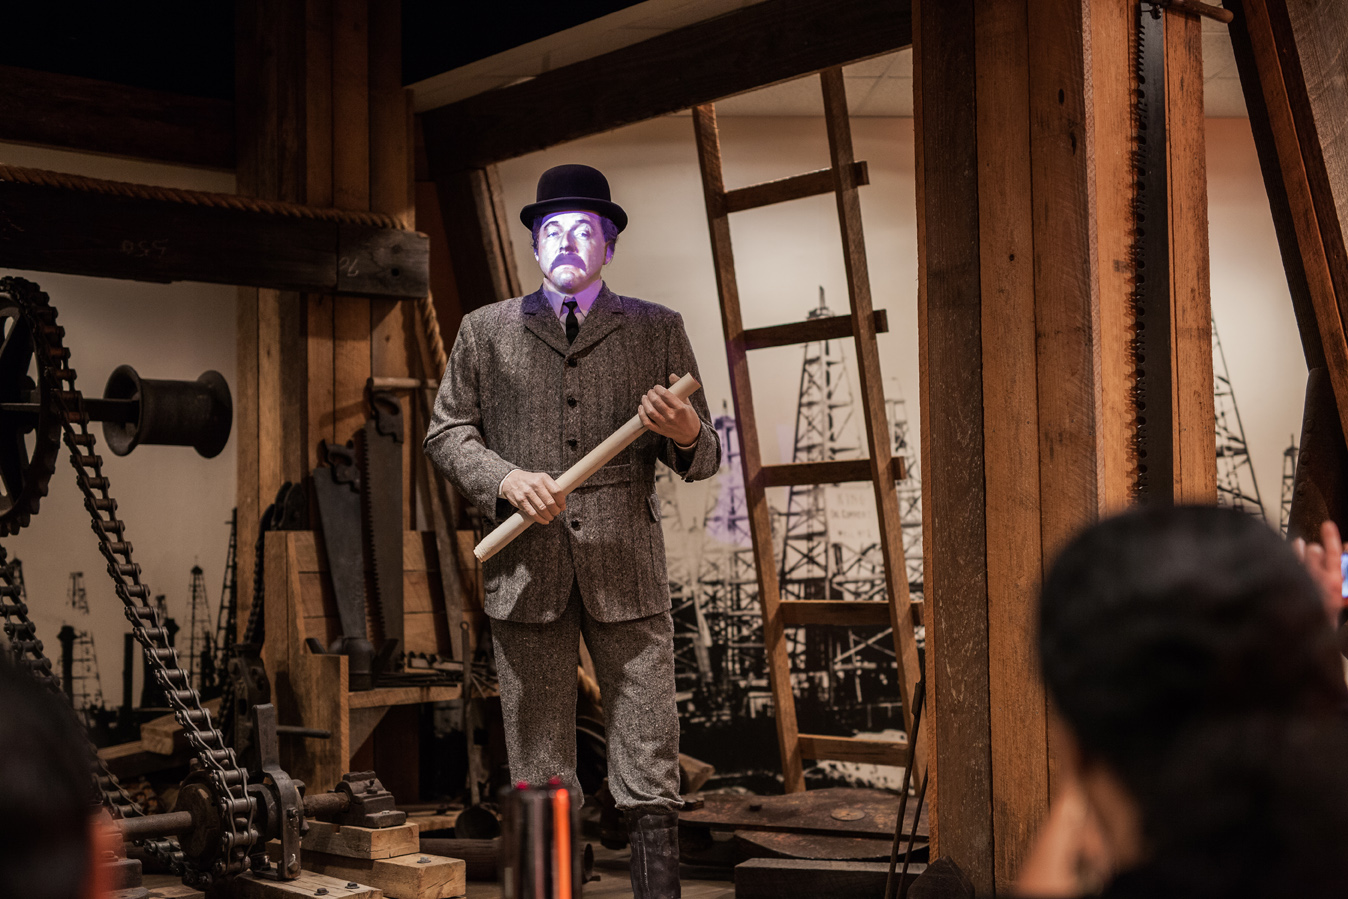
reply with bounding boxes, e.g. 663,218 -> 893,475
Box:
647,492 -> 662,522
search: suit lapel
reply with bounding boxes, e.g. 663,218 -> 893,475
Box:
569,286 -> 625,355
520,289 -> 571,356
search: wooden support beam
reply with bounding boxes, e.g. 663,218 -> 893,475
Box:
420,163 -> 522,314
418,0 -> 912,171
1228,0 -> 1348,468
0,65 -> 235,170
0,180 -> 428,298
778,600 -> 891,627
917,0 -> 1212,890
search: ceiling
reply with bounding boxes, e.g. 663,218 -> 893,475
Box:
0,1 -> 1247,118
408,1 -> 1248,118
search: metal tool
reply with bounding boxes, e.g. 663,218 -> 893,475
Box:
360,390 -> 405,666
1132,0 -> 1174,504
312,439 -> 377,689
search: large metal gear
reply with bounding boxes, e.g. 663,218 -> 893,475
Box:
0,277 -> 256,887
0,283 -> 62,535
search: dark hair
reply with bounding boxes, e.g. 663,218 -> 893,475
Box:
0,658 -> 98,899
530,213 -> 620,253
1040,505 -> 1348,896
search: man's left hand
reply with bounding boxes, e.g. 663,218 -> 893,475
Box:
639,373 -> 702,446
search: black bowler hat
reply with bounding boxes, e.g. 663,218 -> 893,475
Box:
519,164 -> 628,233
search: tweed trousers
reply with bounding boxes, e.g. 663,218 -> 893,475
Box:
490,581 -> 682,813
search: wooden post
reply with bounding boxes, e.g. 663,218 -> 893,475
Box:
916,0 -> 1212,891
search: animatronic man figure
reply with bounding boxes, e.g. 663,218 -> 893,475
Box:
424,164 -> 720,898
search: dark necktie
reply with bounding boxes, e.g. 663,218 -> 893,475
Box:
563,299 -> 580,344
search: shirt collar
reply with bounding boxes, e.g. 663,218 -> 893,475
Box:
541,279 -> 604,318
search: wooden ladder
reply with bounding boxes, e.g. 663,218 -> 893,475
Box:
691,67 -> 923,792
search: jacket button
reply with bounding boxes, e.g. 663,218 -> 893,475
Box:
567,396 -> 577,407
567,438 -> 578,448
570,519 -> 581,530
567,357 -> 578,368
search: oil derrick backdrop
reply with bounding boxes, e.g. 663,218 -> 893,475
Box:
185,565 -> 212,691
58,571 -> 105,726
660,296 -> 923,785
1213,321 -> 1265,519
1280,438 -> 1297,536
206,509 -> 238,695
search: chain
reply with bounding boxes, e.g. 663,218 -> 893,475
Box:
0,548 -> 183,865
3,277 -> 256,887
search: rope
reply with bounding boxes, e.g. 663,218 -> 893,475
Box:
417,290 -> 449,378
0,163 -> 408,230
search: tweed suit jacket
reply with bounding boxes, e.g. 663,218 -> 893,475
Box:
424,285 -> 721,624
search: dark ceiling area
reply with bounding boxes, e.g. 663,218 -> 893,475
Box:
0,1 -> 647,101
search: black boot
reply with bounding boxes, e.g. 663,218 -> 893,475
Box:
626,808 -> 681,899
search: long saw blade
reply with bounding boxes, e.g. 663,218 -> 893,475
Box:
361,390 -> 405,665
1132,0 -> 1174,504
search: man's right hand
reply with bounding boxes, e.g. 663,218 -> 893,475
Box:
500,469 -> 566,524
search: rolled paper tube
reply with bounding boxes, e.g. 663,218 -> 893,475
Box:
473,372 -> 702,562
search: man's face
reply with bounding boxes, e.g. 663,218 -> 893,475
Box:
534,211 -> 612,295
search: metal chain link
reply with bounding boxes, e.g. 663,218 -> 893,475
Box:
3,277 -> 257,887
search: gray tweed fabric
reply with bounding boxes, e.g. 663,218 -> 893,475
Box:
492,582 -> 682,813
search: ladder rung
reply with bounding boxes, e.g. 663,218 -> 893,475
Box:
798,733 -> 909,767
759,457 -> 906,488
743,310 -> 888,351
722,161 -> 870,214
780,600 -> 890,627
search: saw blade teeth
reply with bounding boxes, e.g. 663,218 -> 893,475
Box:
359,424 -> 387,641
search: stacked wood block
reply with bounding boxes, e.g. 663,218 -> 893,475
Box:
267,821 -> 466,899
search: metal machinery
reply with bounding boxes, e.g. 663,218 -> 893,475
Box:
0,276 -> 408,893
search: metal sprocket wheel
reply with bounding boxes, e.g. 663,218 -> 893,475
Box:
0,282 -> 61,536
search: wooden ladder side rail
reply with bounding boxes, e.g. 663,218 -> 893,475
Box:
820,67 -> 924,752
692,100 -> 807,794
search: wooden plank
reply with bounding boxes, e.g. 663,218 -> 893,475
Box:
820,65 -> 923,760
797,733 -> 908,767
269,844 -> 465,899
332,0 -> 370,213
0,180 -> 427,298
1166,7 -> 1217,504
139,701 -> 222,756
237,285 -> 261,639
419,0 -> 912,170
759,458 -> 905,488
1093,0 -> 1140,512
304,821 -> 420,860
973,0 -> 1049,890
914,0 -> 991,884
681,788 -> 925,839
0,65 -> 234,169
348,684 -> 462,709
735,858 -> 926,899
258,289 -> 286,515
692,102 -> 804,793
1228,0 -> 1348,443
420,166 -> 522,315
742,310 -> 888,351
778,600 -> 890,627
723,162 -> 870,213
232,870 -> 379,898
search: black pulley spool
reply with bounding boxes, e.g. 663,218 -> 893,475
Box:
101,365 -> 232,458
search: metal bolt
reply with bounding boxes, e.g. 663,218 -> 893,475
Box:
418,856 -> 431,864
315,890 -> 328,896
748,801 -> 763,812
347,883 -> 359,889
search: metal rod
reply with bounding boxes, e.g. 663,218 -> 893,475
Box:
116,811 -> 195,840
885,678 -> 925,899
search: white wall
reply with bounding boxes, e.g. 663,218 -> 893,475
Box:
499,114 -> 1305,525
0,143 -> 237,707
